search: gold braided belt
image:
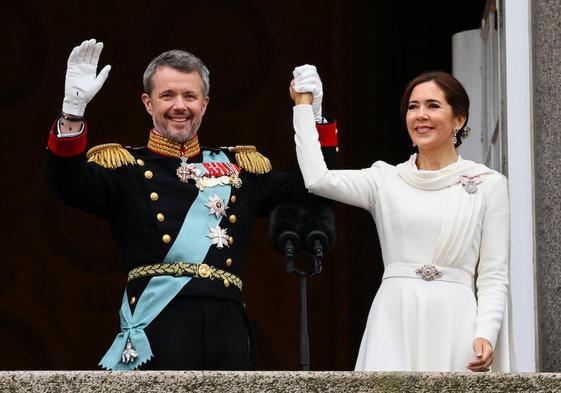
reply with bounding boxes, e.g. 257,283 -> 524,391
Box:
128,262 -> 243,291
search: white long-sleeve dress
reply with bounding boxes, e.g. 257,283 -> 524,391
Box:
293,105 -> 511,372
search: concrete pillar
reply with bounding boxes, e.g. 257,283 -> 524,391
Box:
531,0 -> 561,372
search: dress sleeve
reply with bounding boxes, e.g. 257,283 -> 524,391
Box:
293,104 -> 385,211
474,173 -> 510,348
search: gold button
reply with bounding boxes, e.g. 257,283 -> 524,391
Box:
225,258 -> 233,267
230,195 -> 237,203
162,234 -> 171,243
157,213 -> 164,222
229,215 -> 237,224
144,170 -> 153,179
150,192 -> 159,201
223,279 -> 230,288
228,236 -> 234,246
336,147 -> 339,153
130,296 -> 136,305
137,159 -> 145,166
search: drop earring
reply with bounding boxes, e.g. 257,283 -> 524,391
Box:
452,128 -> 459,145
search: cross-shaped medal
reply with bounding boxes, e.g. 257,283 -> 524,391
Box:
177,156 -> 198,183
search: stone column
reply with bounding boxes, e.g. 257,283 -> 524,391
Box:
531,0 -> 561,372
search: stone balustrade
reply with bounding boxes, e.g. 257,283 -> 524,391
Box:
1,371 -> 560,392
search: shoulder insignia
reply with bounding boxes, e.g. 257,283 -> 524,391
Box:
224,145 -> 272,174
86,143 -> 137,169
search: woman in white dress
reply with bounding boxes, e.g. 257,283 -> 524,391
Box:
289,67 -> 510,372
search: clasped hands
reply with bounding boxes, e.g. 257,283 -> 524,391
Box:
290,64 -> 323,122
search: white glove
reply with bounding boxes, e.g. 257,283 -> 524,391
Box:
292,64 -> 323,123
62,39 -> 111,117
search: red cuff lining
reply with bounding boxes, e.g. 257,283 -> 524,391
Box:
47,119 -> 88,157
317,121 -> 338,147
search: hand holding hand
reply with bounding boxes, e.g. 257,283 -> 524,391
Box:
292,64 -> 323,122
289,80 -> 312,105
468,337 -> 494,372
63,39 -> 112,117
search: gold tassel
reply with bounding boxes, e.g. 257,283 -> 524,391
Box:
86,143 -> 137,169
228,145 -> 272,174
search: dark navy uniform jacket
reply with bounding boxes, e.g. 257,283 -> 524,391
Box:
44,122 -> 337,308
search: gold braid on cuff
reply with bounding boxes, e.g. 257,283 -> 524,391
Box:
127,262 -> 243,291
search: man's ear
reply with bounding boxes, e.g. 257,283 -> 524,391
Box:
141,93 -> 152,115
202,96 -> 209,116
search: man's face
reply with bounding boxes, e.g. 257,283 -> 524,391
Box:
141,66 -> 209,143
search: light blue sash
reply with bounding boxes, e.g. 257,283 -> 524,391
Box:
99,150 -> 231,370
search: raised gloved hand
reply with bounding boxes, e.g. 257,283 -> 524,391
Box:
62,39 -> 111,117
292,64 -> 323,123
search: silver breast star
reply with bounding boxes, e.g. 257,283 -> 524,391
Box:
205,194 -> 228,218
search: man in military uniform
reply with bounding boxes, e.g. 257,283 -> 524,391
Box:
44,39 -> 336,370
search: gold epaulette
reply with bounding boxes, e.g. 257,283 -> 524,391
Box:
86,143 -> 137,169
225,145 -> 272,174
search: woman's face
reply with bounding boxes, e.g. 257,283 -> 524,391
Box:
405,81 -> 465,152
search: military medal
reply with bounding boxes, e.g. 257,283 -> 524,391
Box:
173,151 -> 242,189
194,162 -> 243,190
177,156 -> 201,183
230,174 -> 242,188
206,194 -> 228,217
121,338 -> 139,364
207,225 -> 230,248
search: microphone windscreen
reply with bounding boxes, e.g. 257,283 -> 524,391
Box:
269,204 -> 309,252
303,204 -> 336,252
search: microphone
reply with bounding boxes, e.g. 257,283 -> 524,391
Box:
303,204 -> 335,273
269,204 -> 309,273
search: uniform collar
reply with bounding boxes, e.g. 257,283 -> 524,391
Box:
147,129 -> 201,158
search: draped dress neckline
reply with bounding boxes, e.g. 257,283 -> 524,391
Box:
396,154 -> 492,191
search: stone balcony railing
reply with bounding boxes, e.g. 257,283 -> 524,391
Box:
1,371 -> 560,392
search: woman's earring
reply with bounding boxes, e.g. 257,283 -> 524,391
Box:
452,128 -> 459,145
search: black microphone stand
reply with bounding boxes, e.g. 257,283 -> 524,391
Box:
270,205 -> 333,371
285,234 -> 325,371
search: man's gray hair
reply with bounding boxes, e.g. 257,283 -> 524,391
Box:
143,50 -> 210,96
